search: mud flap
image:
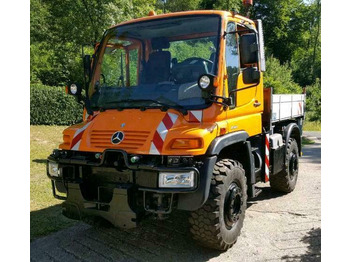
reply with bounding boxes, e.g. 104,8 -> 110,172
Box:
62,183 -> 137,229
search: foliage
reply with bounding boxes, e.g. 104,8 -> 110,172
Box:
291,0 -> 321,86
253,0 -> 321,87
200,0 -> 242,11
252,0 -> 305,63
305,78 -> 321,121
264,57 -> 302,94
30,84 -> 83,125
156,0 -> 202,12
30,0 -> 157,85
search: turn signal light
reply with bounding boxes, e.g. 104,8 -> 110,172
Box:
171,138 -> 203,149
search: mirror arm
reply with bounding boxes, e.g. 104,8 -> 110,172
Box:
210,95 -> 232,109
228,82 -> 259,96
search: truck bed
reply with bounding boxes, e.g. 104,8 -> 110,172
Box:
271,94 -> 305,123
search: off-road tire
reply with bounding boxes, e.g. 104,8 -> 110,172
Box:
270,138 -> 299,193
189,159 -> 247,251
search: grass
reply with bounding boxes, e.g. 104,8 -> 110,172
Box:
30,125 -> 77,240
303,120 -> 321,131
302,136 -> 315,145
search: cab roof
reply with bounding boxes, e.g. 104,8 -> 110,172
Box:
109,10 -> 255,30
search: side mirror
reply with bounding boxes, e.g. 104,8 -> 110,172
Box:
242,67 -> 260,84
66,83 -> 83,96
240,33 -> 259,66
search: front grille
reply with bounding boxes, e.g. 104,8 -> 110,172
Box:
90,130 -> 150,150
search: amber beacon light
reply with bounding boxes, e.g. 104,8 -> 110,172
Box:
243,0 -> 253,7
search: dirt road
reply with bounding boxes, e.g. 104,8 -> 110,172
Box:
31,139 -> 321,262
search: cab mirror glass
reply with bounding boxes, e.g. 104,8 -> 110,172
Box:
240,33 -> 259,66
242,67 -> 260,84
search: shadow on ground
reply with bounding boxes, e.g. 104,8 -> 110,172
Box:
281,227 -> 321,261
31,187 -> 320,261
31,204 -> 77,241
300,142 -> 321,165
31,206 -> 222,261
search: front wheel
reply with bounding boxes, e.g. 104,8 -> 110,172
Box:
189,159 -> 247,251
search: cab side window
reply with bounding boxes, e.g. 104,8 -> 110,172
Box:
225,23 -> 240,105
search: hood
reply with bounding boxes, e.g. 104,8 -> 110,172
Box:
59,109 -> 218,156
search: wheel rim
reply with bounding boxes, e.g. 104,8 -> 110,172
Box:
289,152 -> 298,179
224,182 -> 242,229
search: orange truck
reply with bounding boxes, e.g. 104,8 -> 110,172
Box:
47,5 -> 305,250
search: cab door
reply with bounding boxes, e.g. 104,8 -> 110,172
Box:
224,21 -> 263,137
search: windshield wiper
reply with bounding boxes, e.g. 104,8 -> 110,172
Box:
101,99 -> 188,115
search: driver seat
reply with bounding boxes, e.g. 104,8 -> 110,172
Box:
144,37 -> 171,84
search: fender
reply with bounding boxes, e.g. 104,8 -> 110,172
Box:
206,131 -> 249,155
207,131 -> 255,197
178,131 -> 252,210
283,123 -> 302,156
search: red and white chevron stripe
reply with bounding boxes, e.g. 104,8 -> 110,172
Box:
188,110 -> 203,123
298,102 -> 302,115
70,122 -> 92,150
149,112 -> 178,155
265,133 -> 270,182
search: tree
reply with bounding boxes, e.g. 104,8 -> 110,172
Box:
30,0 -> 157,85
252,0 -> 305,63
264,56 -> 302,94
291,0 -> 321,86
155,0 -> 202,12
201,0 -> 241,11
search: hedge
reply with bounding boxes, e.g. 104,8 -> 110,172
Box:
30,84 -> 83,125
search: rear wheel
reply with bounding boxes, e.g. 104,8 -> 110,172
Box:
189,159 -> 247,250
270,138 -> 299,193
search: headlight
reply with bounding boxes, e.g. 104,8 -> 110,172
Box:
159,171 -> 194,188
199,75 -> 211,89
197,74 -> 215,90
70,84 -> 78,95
48,162 -> 60,177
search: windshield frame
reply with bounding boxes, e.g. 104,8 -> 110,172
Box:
88,14 -> 222,111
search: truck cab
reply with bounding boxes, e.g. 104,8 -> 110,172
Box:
47,10 -> 304,251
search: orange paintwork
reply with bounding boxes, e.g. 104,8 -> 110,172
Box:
60,11 -> 264,156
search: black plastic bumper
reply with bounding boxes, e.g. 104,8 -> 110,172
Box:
47,149 -> 217,211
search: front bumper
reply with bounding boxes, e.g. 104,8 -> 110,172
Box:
47,149 -> 217,227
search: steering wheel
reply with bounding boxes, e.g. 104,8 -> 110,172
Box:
180,57 -> 213,66
171,57 -> 214,84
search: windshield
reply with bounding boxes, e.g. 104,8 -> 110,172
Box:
89,15 -> 221,111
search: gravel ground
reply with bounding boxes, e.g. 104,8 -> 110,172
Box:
31,138 -> 321,262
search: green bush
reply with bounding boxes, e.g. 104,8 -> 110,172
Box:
30,84 -> 83,125
264,56 -> 302,94
305,78 -> 321,122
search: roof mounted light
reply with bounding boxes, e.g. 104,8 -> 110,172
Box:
148,10 -> 156,16
243,0 -> 253,7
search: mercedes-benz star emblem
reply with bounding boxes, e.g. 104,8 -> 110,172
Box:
111,131 -> 124,145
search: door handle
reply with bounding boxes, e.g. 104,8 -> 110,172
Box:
253,101 -> 261,107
